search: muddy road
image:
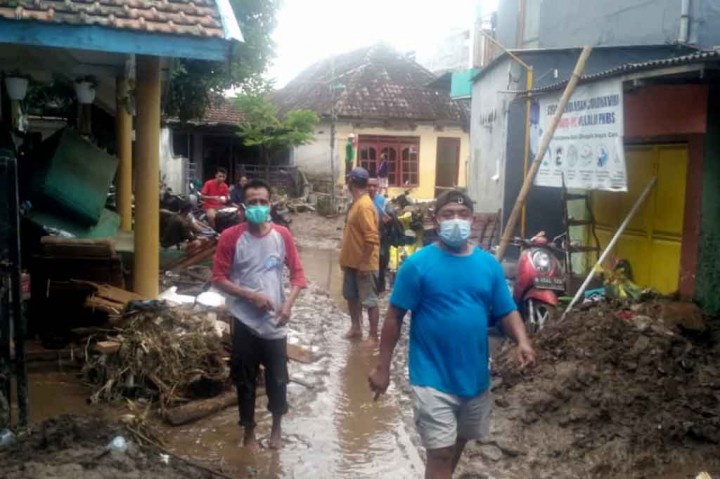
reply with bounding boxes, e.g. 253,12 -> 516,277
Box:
16,247 -> 423,478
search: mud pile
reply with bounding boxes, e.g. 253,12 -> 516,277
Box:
463,301 -> 720,479
1,414 -> 216,478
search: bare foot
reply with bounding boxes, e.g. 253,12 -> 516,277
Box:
269,417 -> 282,449
268,433 -> 283,450
344,328 -> 362,340
361,337 -> 379,348
243,429 -> 259,452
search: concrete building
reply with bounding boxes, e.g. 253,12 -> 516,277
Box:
496,0 -> 716,50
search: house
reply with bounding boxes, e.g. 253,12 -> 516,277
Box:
163,98 -> 298,195
272,44 -> 470,200
469,45 -> 694,243
515,51 -> 720,314
0,0 -> 242,299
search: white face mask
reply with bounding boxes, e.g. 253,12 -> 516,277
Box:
438,218 -> 472,249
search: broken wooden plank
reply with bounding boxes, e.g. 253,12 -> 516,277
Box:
166,241 -> 218,272
85,296 -> 125,315
163,388 -> 266,426
73,281 -> 146,304
94,340 -> 121,355
41,237 -> 117,258
287,344 -> 314,364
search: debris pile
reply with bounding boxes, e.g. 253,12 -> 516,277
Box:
0,414 -> 219,478
83,301 -> 229,409
466,300 -> 720,478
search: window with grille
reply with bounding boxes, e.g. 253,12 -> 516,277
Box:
357,135 -> 420,187
359,145 -> 377,176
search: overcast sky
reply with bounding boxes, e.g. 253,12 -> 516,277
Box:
266,0 -> 499,87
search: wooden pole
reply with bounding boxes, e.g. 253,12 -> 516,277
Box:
133,56 -> 161,297
496,46 -> 593,261
560,177 -> 657,321
116,77 -> 133,232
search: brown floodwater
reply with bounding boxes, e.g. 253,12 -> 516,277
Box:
18,247 -> 423,478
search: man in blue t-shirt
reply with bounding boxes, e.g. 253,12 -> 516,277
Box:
369,189 -> 536,479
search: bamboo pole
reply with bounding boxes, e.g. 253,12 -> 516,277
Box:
560,177 -> 657,321
496,46 -> 593,261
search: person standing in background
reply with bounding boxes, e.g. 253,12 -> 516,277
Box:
340,167 -> 380,342
378,153 -> 389,195
345,133 -> 356,178
368,177 -> 391,293
200,167 -> 230,228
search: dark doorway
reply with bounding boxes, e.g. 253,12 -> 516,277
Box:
435,137 -> 460,197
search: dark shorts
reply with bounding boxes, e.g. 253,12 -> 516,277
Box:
231,320 -> 289,427
342,267 -> 379,308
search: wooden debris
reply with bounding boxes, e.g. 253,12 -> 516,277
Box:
166,240 -> 218,272
94,340 -> 121,355
287,343 -> 314,364
75,280 -> 146,317
40,237 -> 116,258
164,388 -> 265,426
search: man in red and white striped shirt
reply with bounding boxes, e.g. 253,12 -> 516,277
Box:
212,179 -> 307,450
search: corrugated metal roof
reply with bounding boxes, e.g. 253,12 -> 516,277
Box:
526,50 -> 720,94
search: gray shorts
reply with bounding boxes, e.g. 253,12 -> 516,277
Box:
342,268 -> 379,308
412,386 -> 492,450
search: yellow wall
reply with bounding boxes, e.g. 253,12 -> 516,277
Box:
336,123 -> 469,201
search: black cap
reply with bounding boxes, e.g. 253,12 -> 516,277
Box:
435,189 -> 474,213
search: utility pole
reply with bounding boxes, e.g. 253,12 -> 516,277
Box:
329,56 -> 337,207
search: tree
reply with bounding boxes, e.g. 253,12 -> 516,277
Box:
165,0 -> 279,122
235,93 -> 319,170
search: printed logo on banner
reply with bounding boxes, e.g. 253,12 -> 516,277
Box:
533,80 -> 627,192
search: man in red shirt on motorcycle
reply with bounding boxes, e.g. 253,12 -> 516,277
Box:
200,167 -> 230,228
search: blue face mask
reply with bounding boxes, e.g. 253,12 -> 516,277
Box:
245,205 -> 270,225
438,218 -> 471,249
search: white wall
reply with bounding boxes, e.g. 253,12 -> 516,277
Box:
292,123 -> 334,177
160,128 -> 187,194
468,58 -> 513,212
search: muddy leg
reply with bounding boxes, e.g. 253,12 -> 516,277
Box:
451,438 -> 468,473
367,306 -> 379,342
345,299 -> 363,339
264,335 -> 288,450
232,322 -> 260,451
425,446 -> 455,479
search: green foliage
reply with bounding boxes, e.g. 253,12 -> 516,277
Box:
165,0 -> 279,122
235,93 -> 318,162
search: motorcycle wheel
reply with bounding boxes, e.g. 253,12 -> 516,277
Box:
524,299 -> 555,334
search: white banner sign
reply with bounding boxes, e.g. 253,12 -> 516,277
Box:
533,80 -> 627,191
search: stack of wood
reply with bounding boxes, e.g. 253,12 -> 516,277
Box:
29,238 -> 127,338
165,238 -> 218,272
75,280 -> 146,321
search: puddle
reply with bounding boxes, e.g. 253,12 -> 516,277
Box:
11,371 -> 95,425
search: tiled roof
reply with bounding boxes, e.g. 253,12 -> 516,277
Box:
166,97 -> 244,125
203,98 -> 244,124
0,0 -> 224,38
526,50 -> 720,94
273,44 -> 468,126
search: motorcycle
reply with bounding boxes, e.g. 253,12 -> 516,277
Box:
511,232 -> 566,333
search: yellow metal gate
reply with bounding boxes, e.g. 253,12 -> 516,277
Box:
592,144 -> 688,294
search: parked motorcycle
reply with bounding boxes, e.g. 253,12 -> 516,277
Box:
511,232 -> 566,333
